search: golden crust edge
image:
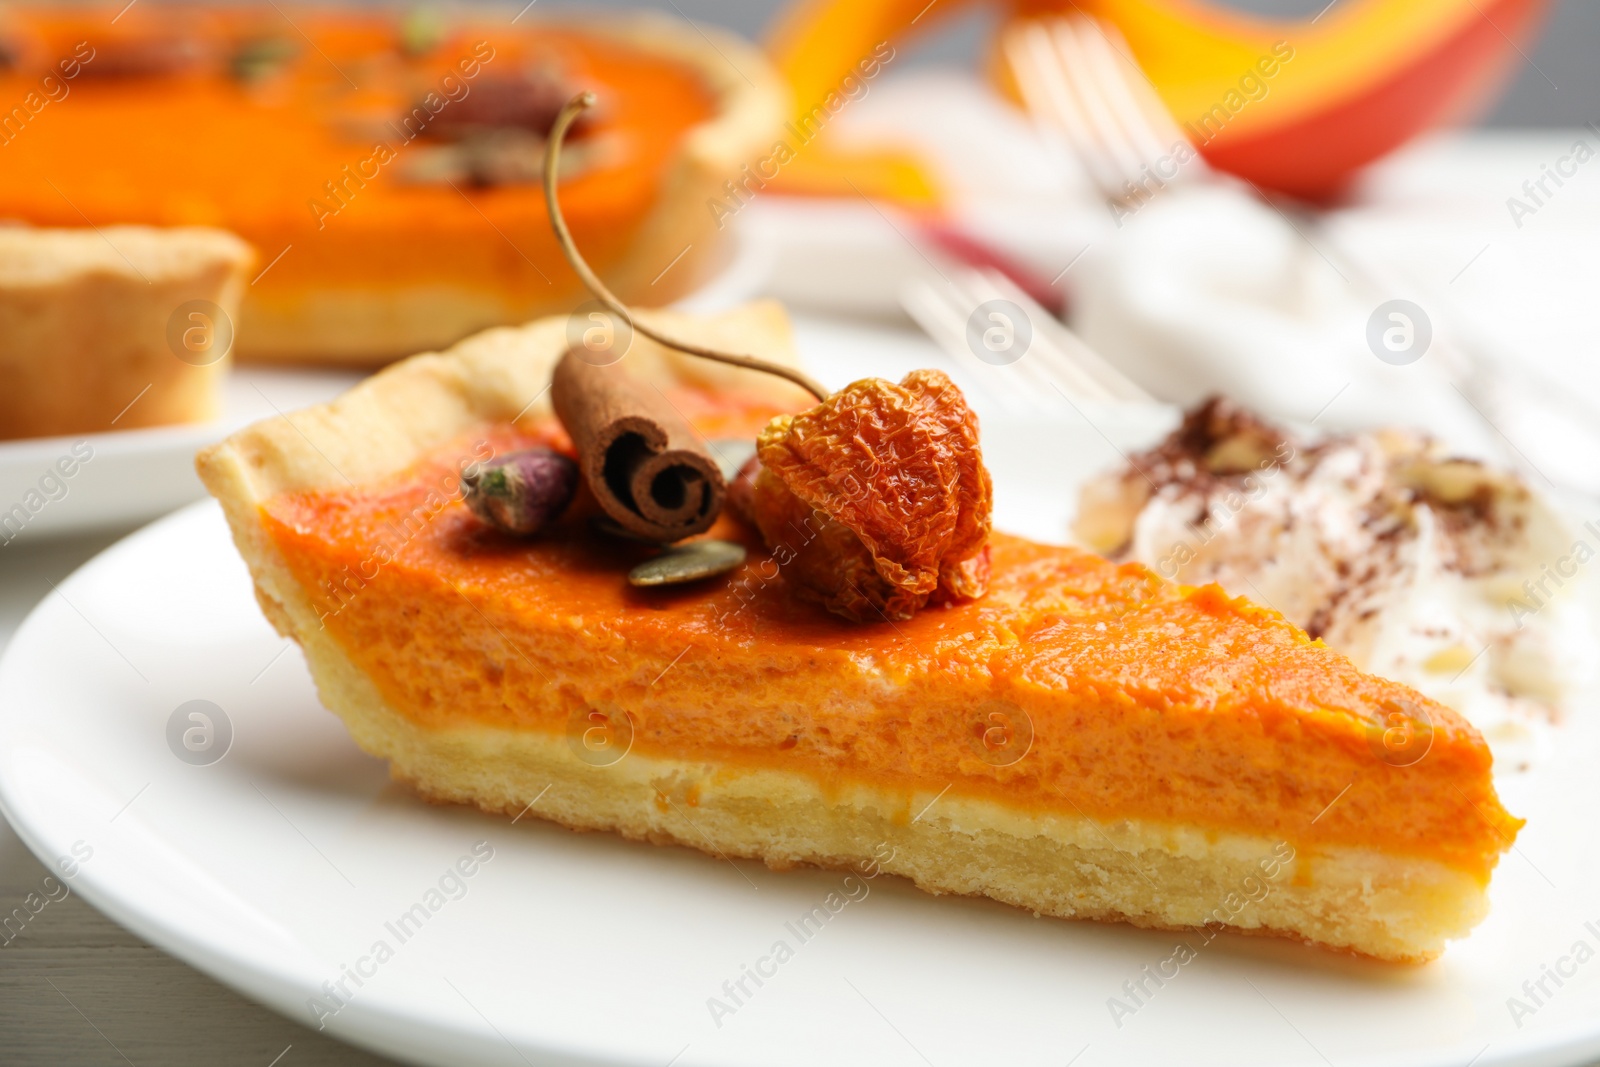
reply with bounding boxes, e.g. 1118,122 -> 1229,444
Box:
0,225 -> 256,439
197,301 -> 809,503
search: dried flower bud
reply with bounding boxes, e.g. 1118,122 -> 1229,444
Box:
462,448 -> 578,536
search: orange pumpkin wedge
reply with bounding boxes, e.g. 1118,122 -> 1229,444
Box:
768,0 -> 1549,200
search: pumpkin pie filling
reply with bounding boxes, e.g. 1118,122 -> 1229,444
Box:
2,21 -> 702,278
259,407 -> 1521,887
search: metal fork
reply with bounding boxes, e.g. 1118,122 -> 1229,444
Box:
901,263 -> 1157,417
897,15 -> 1176,416
1003,16 -> 1196,203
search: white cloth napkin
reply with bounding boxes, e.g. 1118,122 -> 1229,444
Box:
1071,183 -> 1500,456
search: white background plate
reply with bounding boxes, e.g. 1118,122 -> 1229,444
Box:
0,367 -> 361,544
3,318 -> 1600,1067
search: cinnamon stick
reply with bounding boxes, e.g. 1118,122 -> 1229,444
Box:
551,350 -> 725,542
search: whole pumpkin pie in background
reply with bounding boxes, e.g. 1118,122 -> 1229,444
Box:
0,225 -> 252,441
198,301 -> 1522,963
0,5 -> 783,365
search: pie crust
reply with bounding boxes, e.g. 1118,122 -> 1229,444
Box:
0,225 -> 252,440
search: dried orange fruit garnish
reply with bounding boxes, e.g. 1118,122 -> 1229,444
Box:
743,369 -> 993,622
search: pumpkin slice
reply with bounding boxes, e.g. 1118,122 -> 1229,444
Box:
198,302 -> 1520,963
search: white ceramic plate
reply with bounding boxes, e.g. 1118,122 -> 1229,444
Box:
3,329 -> 1600,1067
0,367 -> 363,544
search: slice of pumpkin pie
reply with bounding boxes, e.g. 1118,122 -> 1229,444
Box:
197,302 -> 1520,963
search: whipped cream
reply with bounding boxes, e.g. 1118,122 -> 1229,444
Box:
1076,399 -> 1595,772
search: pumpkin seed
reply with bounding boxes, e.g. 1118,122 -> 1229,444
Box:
627,540 -> 746,587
